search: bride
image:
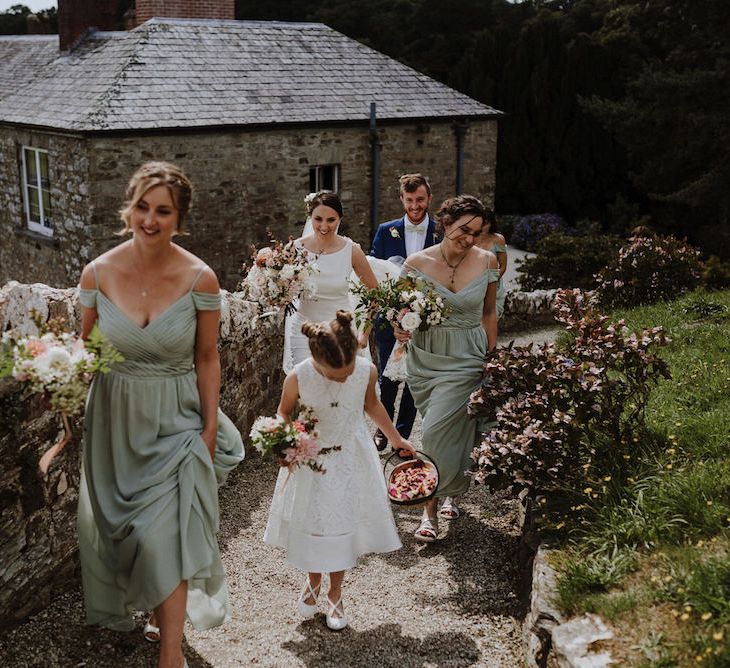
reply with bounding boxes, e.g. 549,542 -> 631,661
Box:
283,191 -> 379,372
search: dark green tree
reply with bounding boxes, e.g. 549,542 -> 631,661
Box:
583,0 -> 730,255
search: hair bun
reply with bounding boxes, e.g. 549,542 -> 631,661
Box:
301,321 -> 324,338
335,310 -> 353,326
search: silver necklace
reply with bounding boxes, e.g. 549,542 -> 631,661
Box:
322,380 -> 343,408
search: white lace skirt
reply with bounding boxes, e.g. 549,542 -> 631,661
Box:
263,421 -> 401,573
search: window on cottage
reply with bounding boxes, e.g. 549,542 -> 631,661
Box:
21,146 -> 53,236
309,164 -> 340,193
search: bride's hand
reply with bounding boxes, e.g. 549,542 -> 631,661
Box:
392,324 -> 411,343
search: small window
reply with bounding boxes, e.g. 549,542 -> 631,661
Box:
21,146 -> 53,236
309,164 -> 340,193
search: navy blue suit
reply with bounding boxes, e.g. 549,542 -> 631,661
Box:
370,216 -> 437,438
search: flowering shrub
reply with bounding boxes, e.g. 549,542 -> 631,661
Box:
701,255 -> 730,290
518,230 -> 619,290
508,213 -> 569,251
469,289 -> 671,497
596,235 -> 702,308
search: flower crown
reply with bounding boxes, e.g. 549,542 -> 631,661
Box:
304,192 -> 317,215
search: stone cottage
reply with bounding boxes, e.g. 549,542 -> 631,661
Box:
0,0 -> 502,290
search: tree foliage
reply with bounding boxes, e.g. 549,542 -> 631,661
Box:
2,1 -> 726,256
0,4 -> 57,35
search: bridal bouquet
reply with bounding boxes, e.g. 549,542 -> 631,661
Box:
240,236 -> 318,316
1,317 -> 123,473
249,406 -> 341,473
351,275 -> 450,380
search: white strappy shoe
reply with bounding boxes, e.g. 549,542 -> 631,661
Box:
297,578 -> 321,619
325,595 -> 348,631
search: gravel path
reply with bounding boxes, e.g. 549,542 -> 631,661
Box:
0,323 -> 560,668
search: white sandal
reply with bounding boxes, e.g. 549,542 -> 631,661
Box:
438,497 -> 460,520
143,615 -> 160,643
414,516 -> 438,543
325,595 -> 348,631
297,578 -> 321,619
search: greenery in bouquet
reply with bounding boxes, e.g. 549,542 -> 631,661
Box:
0,314 -> 123,473
240,235 -> 318,315
1,317 -> 123,416
596,234 -> 702,308
350,274 -> 450,333
468,289 -> 671,514
248,405 -> 341,473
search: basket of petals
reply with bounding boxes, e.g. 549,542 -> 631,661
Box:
383,450 -> 439,506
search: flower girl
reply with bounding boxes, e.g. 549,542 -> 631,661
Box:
264,310 -> 415,630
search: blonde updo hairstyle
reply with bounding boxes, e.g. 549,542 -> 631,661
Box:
301,310 -> 358,368
118,161 -> 193,235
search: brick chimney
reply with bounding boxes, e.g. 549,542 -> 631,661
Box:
133,0 -> 235,26
58,0 -> 118,52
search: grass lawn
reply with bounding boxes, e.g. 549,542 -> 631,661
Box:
550,289 -> 730,667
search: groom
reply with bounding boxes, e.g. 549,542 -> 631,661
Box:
370,173 -> 437,450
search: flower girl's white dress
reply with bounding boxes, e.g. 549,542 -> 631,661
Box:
264,356 -> 402,572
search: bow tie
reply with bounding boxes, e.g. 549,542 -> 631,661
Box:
404,221 -> 427,234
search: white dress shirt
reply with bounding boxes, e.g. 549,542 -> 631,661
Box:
404,214 -> 430,258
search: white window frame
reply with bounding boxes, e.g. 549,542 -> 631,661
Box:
310,163 -> 340,193
21,146 -> 53,237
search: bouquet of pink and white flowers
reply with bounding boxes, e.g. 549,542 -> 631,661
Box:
351,274 -> 451,380
249,406 -> 341,473
241,236 -> 317,316
1,318 -> 123,473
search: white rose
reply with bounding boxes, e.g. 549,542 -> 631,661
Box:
279,263 -> 296,281
400,311 -> 422,332
302,277 -> 318,297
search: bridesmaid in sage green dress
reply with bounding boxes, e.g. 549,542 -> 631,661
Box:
476,209 -> 508,319
394,195 -> 499,543
78,162 -> 243,668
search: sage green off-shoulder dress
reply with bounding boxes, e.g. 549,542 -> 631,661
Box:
77,265 -> 244,631
405,267 -> 499,498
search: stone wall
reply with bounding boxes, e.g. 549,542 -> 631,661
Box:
1,119 -> 498,291
0,281 -> 284,628
87,119 -> 497,290
0,126 -> 91,289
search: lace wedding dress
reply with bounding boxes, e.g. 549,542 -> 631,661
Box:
263,356 -> 401,572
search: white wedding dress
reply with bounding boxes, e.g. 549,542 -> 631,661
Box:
283,236 -> 362,372
282,220 -> 403,373
263,356 -> 402,572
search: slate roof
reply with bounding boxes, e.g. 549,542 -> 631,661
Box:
0,18 -> 502,132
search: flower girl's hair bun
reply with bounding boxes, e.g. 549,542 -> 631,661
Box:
301,310 -> 357,368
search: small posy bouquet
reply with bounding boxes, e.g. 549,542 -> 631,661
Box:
1,317 -> 123,474
351,274 -> 450,380
240,235 -> 318,316
249,405 -> 341,473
